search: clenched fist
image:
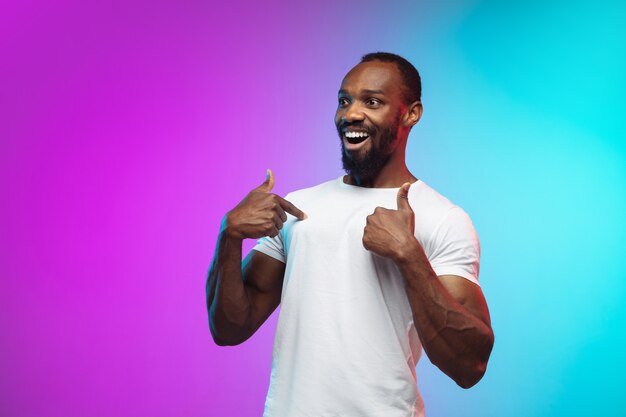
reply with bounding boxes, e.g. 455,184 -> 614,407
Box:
223,169 -> 307,240
362,182 -> 418,261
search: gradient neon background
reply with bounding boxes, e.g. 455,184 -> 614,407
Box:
1,1 -> 625,416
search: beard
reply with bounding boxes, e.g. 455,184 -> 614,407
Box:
339,121 -> 398,180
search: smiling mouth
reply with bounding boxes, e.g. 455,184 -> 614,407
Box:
344,131 -> 370,144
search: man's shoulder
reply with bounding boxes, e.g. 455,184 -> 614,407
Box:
411,180 -> 475,228
411,180 -> 456,211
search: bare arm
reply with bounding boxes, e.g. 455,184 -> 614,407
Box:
395,246 -> 493,388
206,169 -> 305,346
362,182 -> 493,388
206,231 -> 286,345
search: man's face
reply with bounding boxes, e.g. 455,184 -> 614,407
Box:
335,61 -> 408,179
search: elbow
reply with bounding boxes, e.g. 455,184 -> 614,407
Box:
212,334 -> 230,346
212,335 -> 244,347
209,315 -> 248,347
454,329 -> 494,389
210,325 -> 245,347
433,354 -> 490,389
454,361 -> 488,389
450,330 -> 495,389
209,321 -> 227,346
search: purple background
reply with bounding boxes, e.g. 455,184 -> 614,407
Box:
2,1 -> 625,416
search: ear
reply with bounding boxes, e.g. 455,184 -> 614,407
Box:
402,101 -> 423,128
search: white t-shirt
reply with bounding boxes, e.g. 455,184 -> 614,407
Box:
253,176 -> 480,417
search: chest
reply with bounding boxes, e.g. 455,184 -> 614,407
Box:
287,194 -> 396,249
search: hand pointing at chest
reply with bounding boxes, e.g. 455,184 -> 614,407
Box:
224,169 -> 307,240
362,182 -> 418,261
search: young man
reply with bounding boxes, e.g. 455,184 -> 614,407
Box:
207,52 -> 494,417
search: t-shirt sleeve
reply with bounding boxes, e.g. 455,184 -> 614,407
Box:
252,232 -> 286,263
428,206 -> 481,285
251,191 -> 293,263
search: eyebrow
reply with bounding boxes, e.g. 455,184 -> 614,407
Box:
338,89 -> 385,96
362,89 -> 385,95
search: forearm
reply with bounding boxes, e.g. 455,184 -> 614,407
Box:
395,240 -> 494,388
206,219 -> 251,345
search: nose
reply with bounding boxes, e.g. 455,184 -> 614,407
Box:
341,102 -> 365,124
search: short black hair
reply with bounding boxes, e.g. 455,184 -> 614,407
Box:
360,52 -> 422,104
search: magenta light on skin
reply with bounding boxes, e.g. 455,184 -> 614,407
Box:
1,1 -> 626,416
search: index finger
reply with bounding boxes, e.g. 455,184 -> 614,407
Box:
277,196 -> 307,220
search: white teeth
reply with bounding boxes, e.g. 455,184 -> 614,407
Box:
345,131 -> 369,138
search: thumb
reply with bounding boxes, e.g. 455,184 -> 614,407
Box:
254,168 -> 275,193
397,182 -> 413,211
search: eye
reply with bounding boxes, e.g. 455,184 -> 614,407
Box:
366,98 -> 382,107
338,97 -> 350,107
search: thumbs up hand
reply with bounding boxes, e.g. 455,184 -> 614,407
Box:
362,182 -> 418,261
223,169 -> 307,240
